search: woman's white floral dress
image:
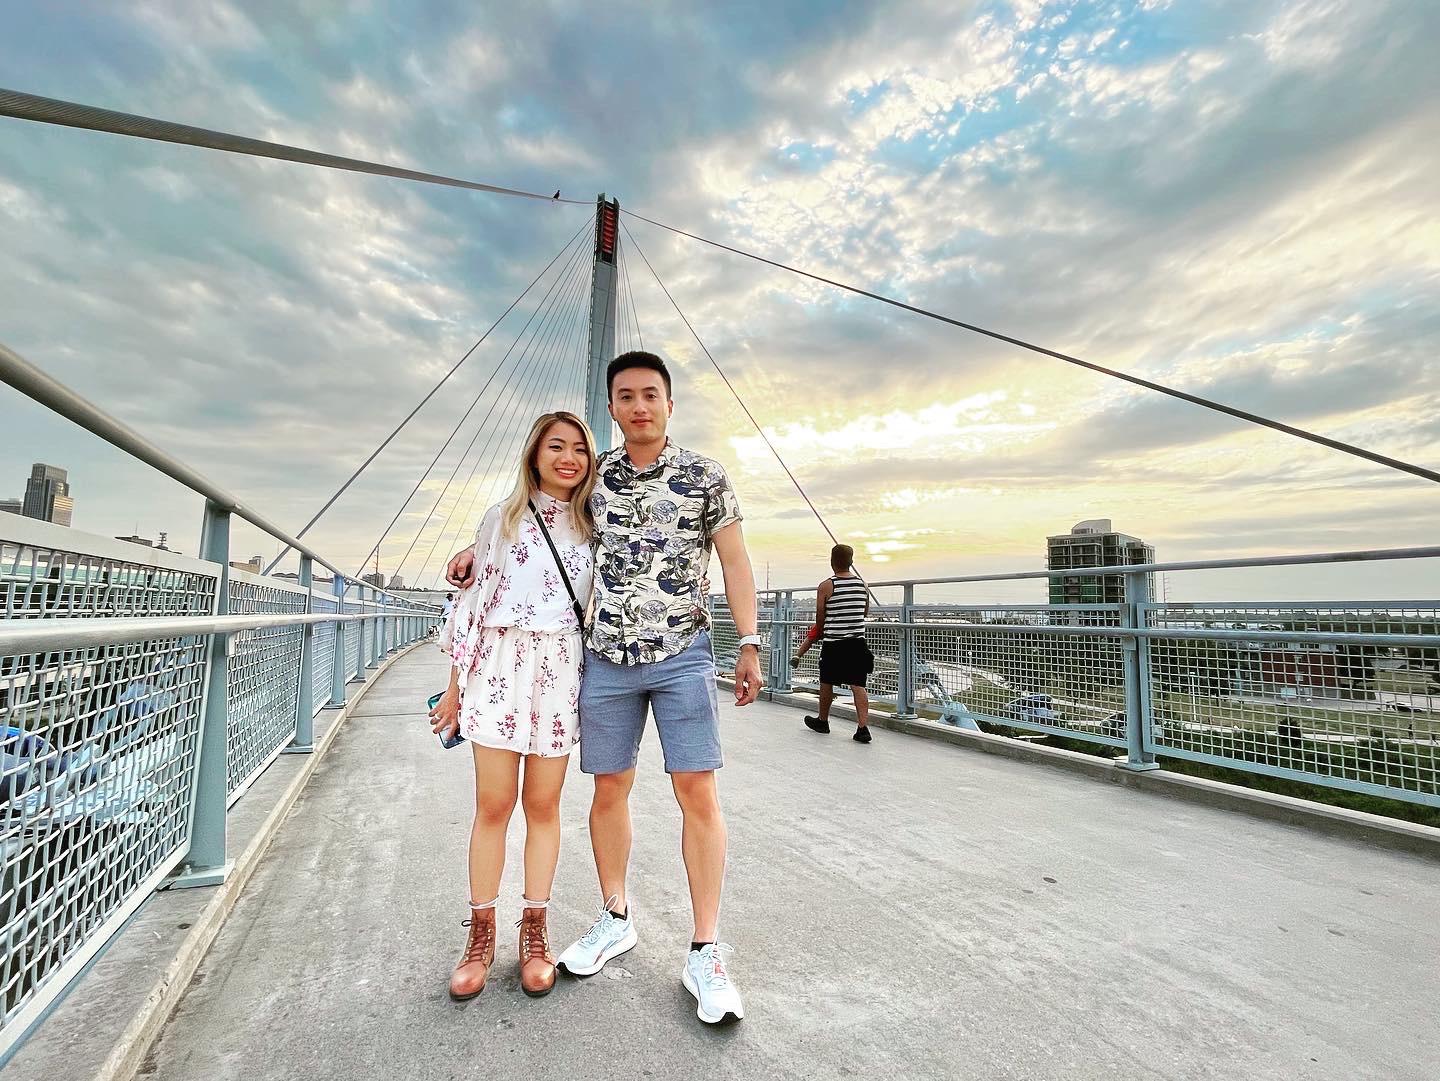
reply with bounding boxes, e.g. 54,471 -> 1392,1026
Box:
439,493 -> 593,756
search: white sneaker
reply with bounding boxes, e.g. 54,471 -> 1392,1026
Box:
556,897 -> 637,976
681,943 -> 744,1024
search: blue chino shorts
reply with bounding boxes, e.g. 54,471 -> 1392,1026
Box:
579,631 -> 723,775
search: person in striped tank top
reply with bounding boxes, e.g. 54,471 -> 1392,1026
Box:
792,544 -> 873,743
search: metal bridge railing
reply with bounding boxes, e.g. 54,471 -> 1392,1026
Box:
0,342 -> 442,1058
710,561 -> 1440,812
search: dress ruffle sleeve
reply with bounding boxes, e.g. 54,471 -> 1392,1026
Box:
438,504 -> 504,675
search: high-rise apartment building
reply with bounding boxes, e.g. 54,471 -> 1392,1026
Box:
1046,519 -> 1155,606
22,463 -> 73,526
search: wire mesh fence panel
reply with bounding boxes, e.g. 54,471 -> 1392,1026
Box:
343,597 -> 361,677
707,598 -> 777,680
910,615 -> 1126,743
224,575 -> 305,802
1147,603 -> 1440,804
1,537 -> 215,620
309,592 -> 337,714
709,606 -> 741,674
0,527 -> 217,1042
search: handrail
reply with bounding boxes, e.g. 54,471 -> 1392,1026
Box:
0,339 -> 402,597
765,616 -> 1440,648
0,610 -> 428,657
769,545 -> 1440,593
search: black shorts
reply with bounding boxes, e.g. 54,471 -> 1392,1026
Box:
819,636 -> 871,688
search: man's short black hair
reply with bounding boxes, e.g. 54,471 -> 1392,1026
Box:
607,350 -> 672,399
831,544 -> 855,570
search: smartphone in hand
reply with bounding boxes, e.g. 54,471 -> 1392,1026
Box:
428,691 -> 466,749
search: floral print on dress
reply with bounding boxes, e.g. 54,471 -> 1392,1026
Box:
437,493 -> 593,757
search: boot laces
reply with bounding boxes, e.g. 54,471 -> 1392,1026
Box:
517,912 -> 550,959
460,916 -> 494,962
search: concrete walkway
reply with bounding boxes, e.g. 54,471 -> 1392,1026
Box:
142,648 -> 1440,1081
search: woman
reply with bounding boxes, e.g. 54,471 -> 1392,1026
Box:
430,411 -> 596,1000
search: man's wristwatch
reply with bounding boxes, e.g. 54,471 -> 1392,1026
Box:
737,634 -> 763,652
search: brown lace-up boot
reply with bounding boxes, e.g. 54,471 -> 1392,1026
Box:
518,905 -> 557,997
449,906 -> 496,1001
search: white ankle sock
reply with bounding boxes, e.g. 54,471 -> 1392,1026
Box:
469,896 -> 498,911
521,896 -> 550,909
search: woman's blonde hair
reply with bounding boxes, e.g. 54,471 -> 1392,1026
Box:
499,411 -> 598,540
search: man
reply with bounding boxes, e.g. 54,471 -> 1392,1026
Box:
792,543 -> 872,743
445,350 -> 762,1025
441,591 -> 455,622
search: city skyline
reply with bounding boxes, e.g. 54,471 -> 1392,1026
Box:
2,1 -> 1437,600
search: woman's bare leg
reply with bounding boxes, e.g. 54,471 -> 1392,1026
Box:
468,745 -> 521,903
520,754 -> 570,902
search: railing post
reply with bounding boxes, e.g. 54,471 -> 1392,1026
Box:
367,588 -> 381,670
771,591 -> 793,694
895,583 -> 917,718
167,499 -> 234,888
354,584 -> 368,682
1118,570 -> 1159,772
285,554 -> 316,754
331,577 -> 348,706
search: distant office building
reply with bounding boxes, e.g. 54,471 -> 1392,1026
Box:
388,575 -> 405,589
1047,519 -> 1155,606
0,497 -> 20,516
230,556 -> 263,574
115,532 -> 176,553
362,571 -> 386,588
23,463 -> 73,526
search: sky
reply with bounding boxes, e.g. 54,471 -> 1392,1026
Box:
1,0 -> 1437,603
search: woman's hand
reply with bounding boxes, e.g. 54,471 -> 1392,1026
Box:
429,682 -> 461,742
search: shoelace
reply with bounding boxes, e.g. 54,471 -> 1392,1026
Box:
578,910 -> 613,947
460,917 -> 495,963
579,895 -> 622,947
517,914 -> 551,959
698,943 -> 735,990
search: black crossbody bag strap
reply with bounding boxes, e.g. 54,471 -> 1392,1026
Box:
528,500 -> 586,628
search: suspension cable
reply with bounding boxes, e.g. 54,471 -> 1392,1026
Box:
614,240 -> 633,353
0,87 -> 590,205
619,236 -> 645,351
354,232 -> 591,577
399,249 -> 593,582
621,219 -> 845,548
263,216 -> 592,574
417,248 -> 597,587
370,237 -> 592,580
390,262 -> 588,583
622,208 -> 1440,487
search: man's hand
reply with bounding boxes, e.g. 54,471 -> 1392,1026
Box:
734,647 -> 763,706
445,547 -> 476,590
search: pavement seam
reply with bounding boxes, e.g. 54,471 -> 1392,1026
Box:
93,639 -> 434,1081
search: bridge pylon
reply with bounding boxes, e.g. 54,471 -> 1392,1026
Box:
584,193 -> 620,453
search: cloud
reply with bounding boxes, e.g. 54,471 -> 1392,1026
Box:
0,0 -> 1437,596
